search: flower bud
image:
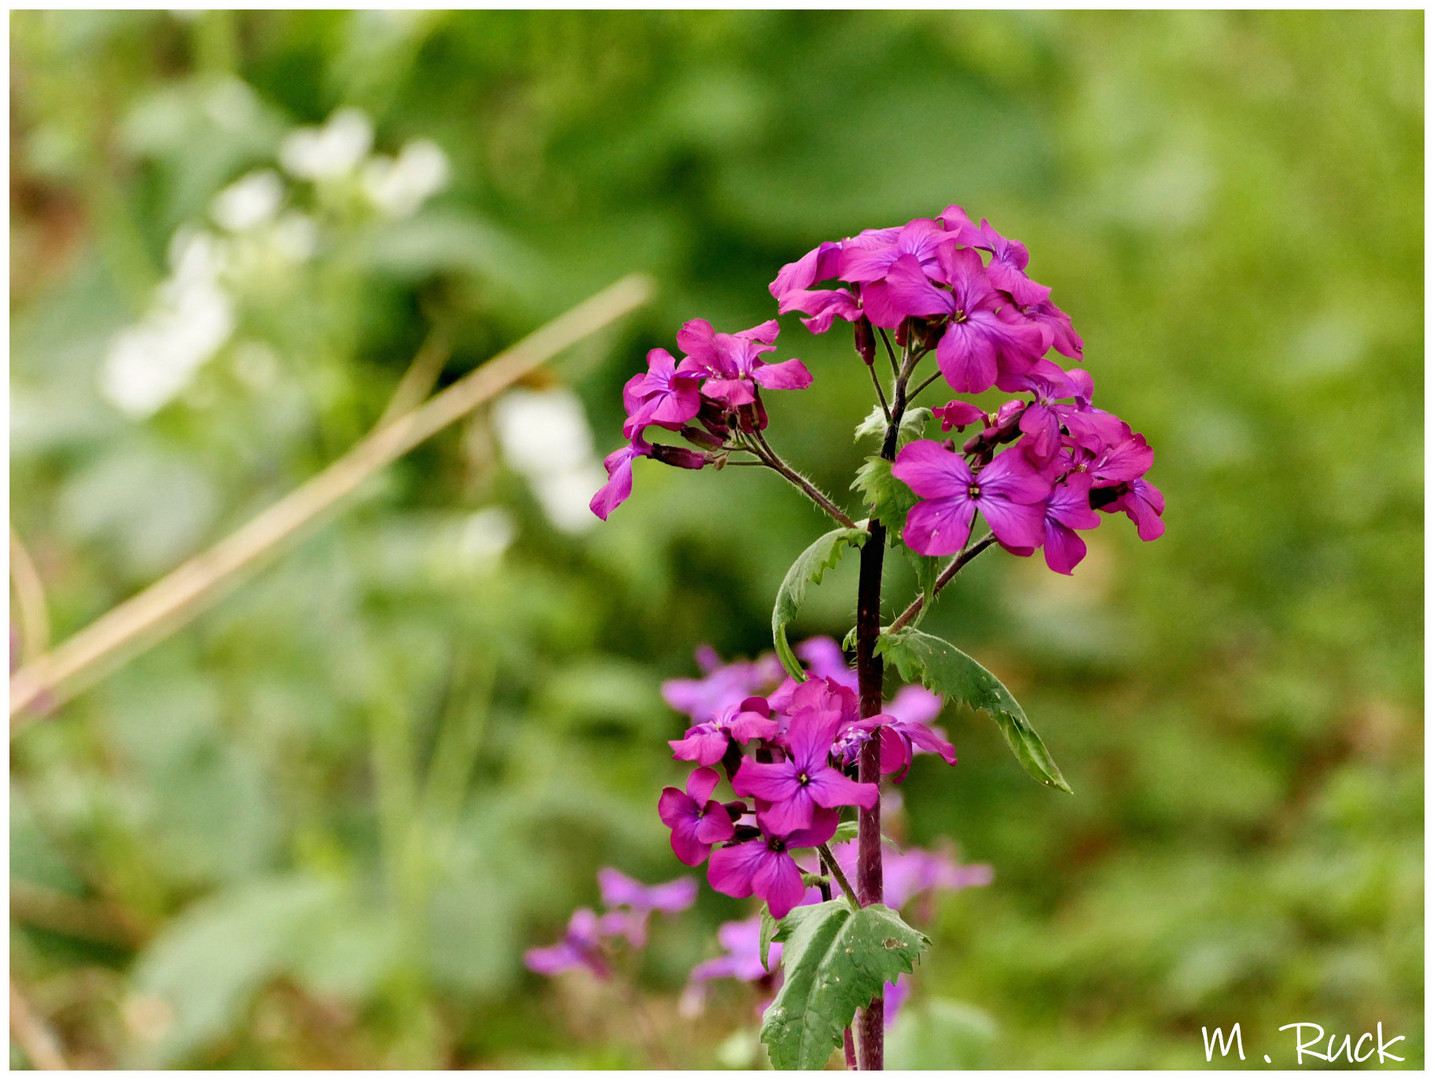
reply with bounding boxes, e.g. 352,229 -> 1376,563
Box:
853,316 -> 876,366
650,443 -> 708,470
679,424 -> 725,449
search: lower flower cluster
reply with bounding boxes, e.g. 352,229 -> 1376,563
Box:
659,639 -> 958,919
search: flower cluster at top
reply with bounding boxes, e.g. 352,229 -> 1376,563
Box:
592,203 -> 1163,575
659,638 -> 959,920
524,867 -> 697,980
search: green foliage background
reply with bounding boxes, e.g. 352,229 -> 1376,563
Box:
10,10 -> 1422,1069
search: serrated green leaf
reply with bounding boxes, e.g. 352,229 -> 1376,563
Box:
828,821 -> 901,851
760,905 -> 779,972
853,404 -> 889,443
875,629 -> 1073,794
853,405 -> 932,447
850,455 -> 919,535
772,526 -> 869,681
760,900 -> 929,1070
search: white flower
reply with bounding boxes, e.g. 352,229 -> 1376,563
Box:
362,139 -> 450,218
279,107 -> 373,181
492,388 -> 604,534
99,229 -> 236,418
211,169 -> 284,232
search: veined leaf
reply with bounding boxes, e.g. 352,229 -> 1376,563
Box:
875,628 -> 1073,794
850,456 -> 917,536
853,405 -> 931,447
772,526 -> 869,681
760,900 -> 929,1070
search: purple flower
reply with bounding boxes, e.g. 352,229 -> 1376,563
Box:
679,914 -> 784,1017
940,204 -> 1051,309
524,907 -> 610,979
769,241 -> 862,334
707,817 -> 838,919
875,715 -> 957,783
669,700 -> 781,766
621,347 -> 704,439
1112,476 -> 1166,541
933,400 -> 987,433
597,867 -> 698,915
837,218 -> 958,286
589,436 -> 651,521
659,767 -> 738,866
676,318 -> 813,409
893,440 -> 1051,556
1037,472 -> 1102,575
732,702 -> 879,835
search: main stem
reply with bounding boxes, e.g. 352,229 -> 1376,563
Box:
851,335 -> 917,1069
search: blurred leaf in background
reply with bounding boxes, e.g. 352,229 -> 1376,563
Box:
10,9 -> 1421,1069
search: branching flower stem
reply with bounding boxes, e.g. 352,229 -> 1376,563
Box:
867,364 -> 892,423
849,328 -> 930,1068
746,430 -> 857,528
905,369 -> 946,404
887,532 -> 997,633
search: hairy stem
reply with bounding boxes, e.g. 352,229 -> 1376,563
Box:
850,334 -> 927,1069
817,843 -> 860,909
748,430 -> 857,528
887,532 -> 997,633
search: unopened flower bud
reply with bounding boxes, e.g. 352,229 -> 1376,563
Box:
651,443 -> 708,470
853,317 -> 876,366
679,424 -> 725,449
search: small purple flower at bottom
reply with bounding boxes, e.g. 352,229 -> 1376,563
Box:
659,767 -> 737,866
707,814 -> 838,919
524,907 -> 610,979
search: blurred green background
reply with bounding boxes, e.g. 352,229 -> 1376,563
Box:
9,10 -> 1422,1070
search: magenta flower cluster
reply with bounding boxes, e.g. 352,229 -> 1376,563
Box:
591,319 -> 813,519
596,203 -> 1164,576
658,639 -> 957,919
772,204 -> 1163,574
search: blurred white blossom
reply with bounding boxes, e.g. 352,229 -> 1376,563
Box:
362,139 -> 450,218
279,107 -> 374,181
211,169 -> 284,232
100,228 -> 236,417
492,388 -> 604,534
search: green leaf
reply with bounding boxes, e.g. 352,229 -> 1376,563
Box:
875,628 -> 1074,794
772,526 -> 869,681
829,820 -> 901,851
760,900 -> 930,1070
850,456 -> 917,535
760,905 -> 779,972
853,405 -> 932,447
